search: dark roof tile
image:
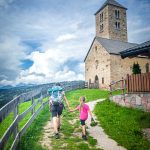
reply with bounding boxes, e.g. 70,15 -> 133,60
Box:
95,0 -> 127,15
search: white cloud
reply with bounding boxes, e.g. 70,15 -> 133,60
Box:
0,36 -> 28,80
56,34 -> 77,43
0,0 -> 14,7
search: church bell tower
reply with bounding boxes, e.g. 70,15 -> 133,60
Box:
95,0 -> 128,42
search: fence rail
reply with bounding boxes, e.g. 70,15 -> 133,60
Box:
0,81 -> 85,150
109,78 -> 125,96
126,73 -> 150,93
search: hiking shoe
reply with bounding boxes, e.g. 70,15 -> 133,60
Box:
55,133 -> 59,139
82,135 -> 87,141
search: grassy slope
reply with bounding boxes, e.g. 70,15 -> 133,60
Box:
94,100 -> 150,150
17,89 -> 108,150
0,97 -> 48,150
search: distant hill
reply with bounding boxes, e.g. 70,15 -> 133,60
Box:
0,81 -> 84,108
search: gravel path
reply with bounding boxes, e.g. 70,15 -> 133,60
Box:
86,99 -> 126,150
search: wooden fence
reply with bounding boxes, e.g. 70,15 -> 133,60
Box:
109,73 -> 150,96
109,78 -> 125,96
89,83 -> 99,89
126,73 -> 150,93
0,88 -> 48,150
0,81 -> 85,150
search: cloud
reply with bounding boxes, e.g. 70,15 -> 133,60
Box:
56,33 -> 77,43
0,0 -> 150,86
0,36 -> 28,80
0,0 -> 14,7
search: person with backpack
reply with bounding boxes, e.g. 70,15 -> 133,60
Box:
48,83 -> 69,139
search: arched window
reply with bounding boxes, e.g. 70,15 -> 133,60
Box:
100,12 -> 103,22
102,13 -> 103,21
115,22 -> 120,29
118,22 -> 120,29
95,75 -> 99,83
115,22 -> 118,29
118,10 -> 120,18
115,10 -> 120,19
115,10 -> 118,18
102,77 -> 104,84
146,63 -> 149,73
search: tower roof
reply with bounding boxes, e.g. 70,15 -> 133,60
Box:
95,0 -> 127,15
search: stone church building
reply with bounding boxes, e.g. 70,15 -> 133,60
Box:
84,0 -> 150,89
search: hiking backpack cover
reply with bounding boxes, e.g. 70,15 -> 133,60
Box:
48,86 -> 63,104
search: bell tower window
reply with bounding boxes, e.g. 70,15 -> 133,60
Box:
100,12 -> 103,22
115,22 -> 120,29
115,10 -> 120,19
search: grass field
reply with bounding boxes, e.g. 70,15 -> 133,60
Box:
94,100 -> 150,150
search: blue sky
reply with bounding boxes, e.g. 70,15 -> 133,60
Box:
0,0 -> 150,86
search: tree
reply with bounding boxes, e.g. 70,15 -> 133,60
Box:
132,63 -> 141,74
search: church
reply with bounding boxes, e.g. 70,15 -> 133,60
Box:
84,0 -> 150,89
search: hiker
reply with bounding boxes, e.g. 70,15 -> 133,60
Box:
48,83 -> 69,139
69,96 -> 94,140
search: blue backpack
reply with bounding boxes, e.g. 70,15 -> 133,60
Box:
48,86 -> 63,104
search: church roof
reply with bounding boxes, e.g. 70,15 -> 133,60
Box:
84,37 -> 138,62
95,0 -> 127,15
120,40 -> 150,58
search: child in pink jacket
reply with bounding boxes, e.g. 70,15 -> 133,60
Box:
69,96 -> 93,140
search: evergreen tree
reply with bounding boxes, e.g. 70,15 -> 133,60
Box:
132,63 -> 141,74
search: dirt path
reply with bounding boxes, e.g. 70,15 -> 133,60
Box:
40,99 -> 126,150
39,120 -> 53,150
86,99 -> 126,150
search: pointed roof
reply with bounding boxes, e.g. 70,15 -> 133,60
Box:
84,37 -> 137,62
95,0 -> 127,15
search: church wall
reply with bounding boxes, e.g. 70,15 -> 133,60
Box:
110,54 -> 150,83
85,40 -> 111,89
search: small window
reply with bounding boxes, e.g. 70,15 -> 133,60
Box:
95,46 -> 98,53
146,63 -> 149,73
95,60 -> 99,69
95,46 -> 97,50
102,77 -> 104,84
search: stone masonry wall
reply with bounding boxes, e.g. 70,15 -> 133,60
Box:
110,54 -> 150,83
96,6 -> 109,39
108,5 -> 127,42
85,40 -> 111,89
110,93 -> 150,112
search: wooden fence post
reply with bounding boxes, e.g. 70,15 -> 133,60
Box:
122,77 -> 124,95
32,97 -> 35,114
13,101 -> 19,139
109,85 -> 112,96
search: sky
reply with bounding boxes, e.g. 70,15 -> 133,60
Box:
0,0 -> 150,86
